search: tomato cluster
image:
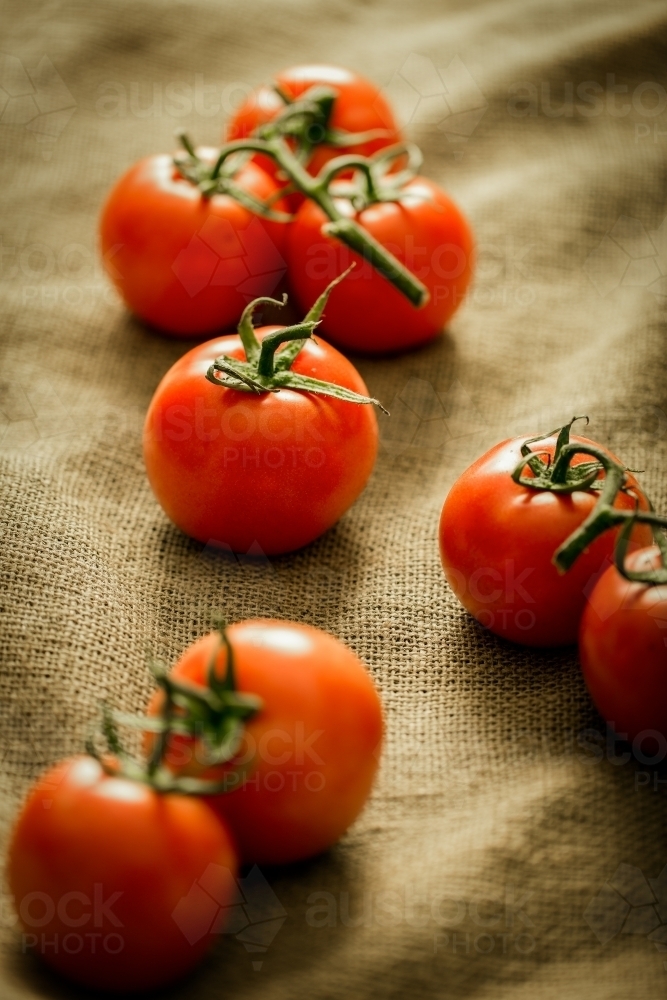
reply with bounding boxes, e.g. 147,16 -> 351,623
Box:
99,65 -> 477,557
439,417 -> 667,758
7,59 -> 667,1000
100,64 -> 474,354
8,620 -> 383,992
438,428 -> 652,647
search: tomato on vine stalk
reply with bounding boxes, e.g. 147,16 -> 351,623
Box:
6,672 -> 248,993
579,522 -> 667,748
143,271 -> 384,555
287,150 -> 474,354
227,64 -> 402,193
99,144 -> 290,336
145,619 -> 384,866
212,101 -> 473,353
439,417 -> 657,647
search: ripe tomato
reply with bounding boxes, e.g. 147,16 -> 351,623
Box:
579,547 -> 667,746
99,149 -> 288,336
286,177 -> 474,354
7,756 -> 237,993
439,434 -> 652,647
227,64 -> 402,180
146,620 -> 384,865
143,327 -> 378,555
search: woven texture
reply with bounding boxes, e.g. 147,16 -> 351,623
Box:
2,0 -> 667,996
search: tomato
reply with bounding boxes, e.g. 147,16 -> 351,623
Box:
439,434 -> 652,647
579,547 -> 667,746
7,756 -> 237,993
286,176 -> 474,354
146,620 -> 384,865
99,149 -> 288,336
142,326 -> 378,555
227,64 -> 402,181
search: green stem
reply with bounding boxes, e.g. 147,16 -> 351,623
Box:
553,442 -> 666,572
322,218 -> 427,307
207,272 -> 387,410
237,295 -> 286,363
208,137 -> 429,308
87,624 -> 264,795
318,153 -> 383,201
257,321 -> 319,377
613,515 -> 667,584
147,671 -> 175,778
553,442 -> 625,509
509,418 -> 667,577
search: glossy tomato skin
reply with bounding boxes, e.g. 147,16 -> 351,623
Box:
287,177 -> 474,354
146,620 -> 384,865
227,65 -> 402,181
99,150 -> 288,336
7,756 -> 237,993
143,329 -> 378,554
579,547 -> 667,744
439,435 -> 652,647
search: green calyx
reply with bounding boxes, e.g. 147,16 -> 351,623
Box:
511,416 -> 667,580
261,84 -> 394,167
173,132 -> 292,222
205,268 -> 388,412
613,516 -> 667,585
175,80 -> 430,309
85,620 -> 263,795
511,416 -> 608,494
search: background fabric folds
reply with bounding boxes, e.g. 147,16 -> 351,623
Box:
1,0 -> 667,996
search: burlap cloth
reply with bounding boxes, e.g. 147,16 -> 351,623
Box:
2,0 -> 667,996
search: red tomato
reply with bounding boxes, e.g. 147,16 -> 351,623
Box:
146,620 -> 384,865
7,756 -> 237,993
439,435 -> 652,647
287,177 -> 474,354
143,328 -> 378,555
579,547 -> 667,746
227,64 -> 402,180
99,149 -> 288,336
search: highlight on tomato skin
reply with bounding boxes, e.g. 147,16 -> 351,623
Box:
438,434 -> 652,648
99,149 -> 289,337
579,547 -> 667,749
6,755 -> 239,994
145,619 -> 384,866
